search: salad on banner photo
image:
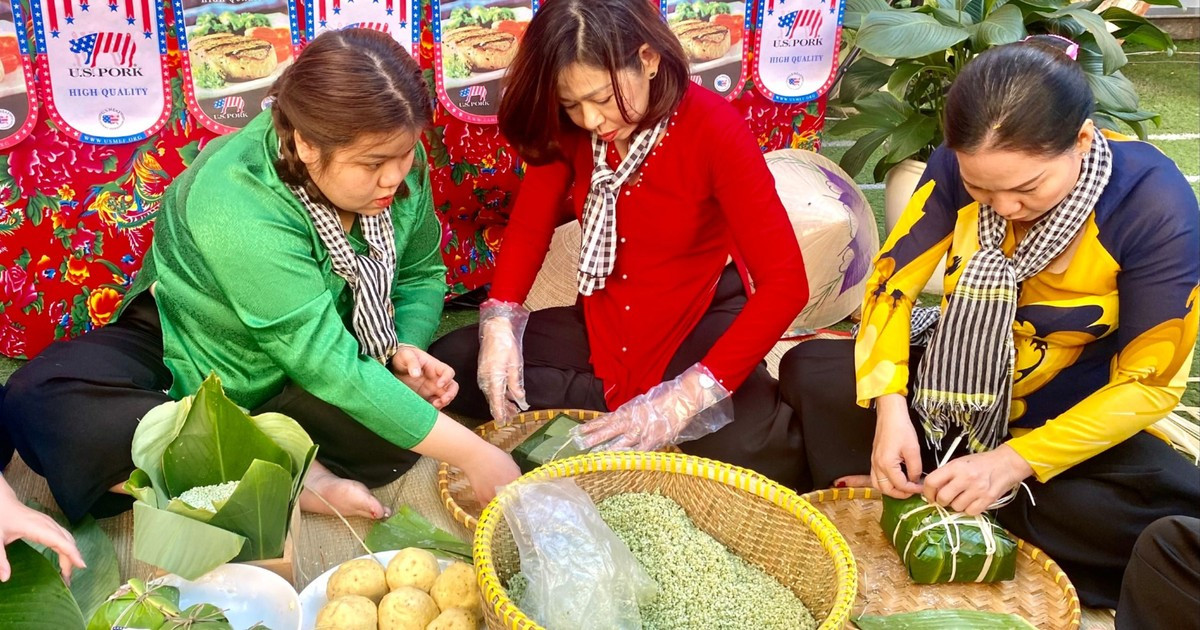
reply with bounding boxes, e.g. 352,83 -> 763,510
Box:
175,0 -> 294,134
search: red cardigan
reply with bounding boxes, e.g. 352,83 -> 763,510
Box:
490,84 -> 808,407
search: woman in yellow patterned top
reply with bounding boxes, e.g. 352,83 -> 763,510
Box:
780,37 -> 1199,611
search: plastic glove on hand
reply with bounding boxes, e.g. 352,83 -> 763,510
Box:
477,299 -> 531,426
572,363 -> 732,452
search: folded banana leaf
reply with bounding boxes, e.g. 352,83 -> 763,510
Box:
880,495 -> 1016,584
512,414 -> 586,473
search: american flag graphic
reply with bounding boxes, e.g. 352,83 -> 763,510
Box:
779,9 -> 823,39
69,32 -> 136,67
343,22 -> 391,34
689,74 -> 702,85
459,85 -> 487,103
213,96 -> 245,114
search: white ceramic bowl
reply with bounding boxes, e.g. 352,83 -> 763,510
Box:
154,563 -> 301,630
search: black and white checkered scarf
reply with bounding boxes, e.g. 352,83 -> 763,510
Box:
577,118 -> 670,296
288,184 -> 399,364
913,131 -> 1113,453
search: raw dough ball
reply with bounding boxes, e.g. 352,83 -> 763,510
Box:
387,547 -> 442,592
430,561 -> 481,617
327,558 -> 389,603
379,586 -> 440,630
314,595 -> 378,630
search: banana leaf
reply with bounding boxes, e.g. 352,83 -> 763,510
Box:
127,374 -> 317,580
853,610 -> 1037,629
26,503 -> 121,620
0,541 -> 86,630
880,494 -> 1016,584
365,506 -> 473,562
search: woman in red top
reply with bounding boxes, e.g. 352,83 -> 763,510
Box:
430,0 -> 810,486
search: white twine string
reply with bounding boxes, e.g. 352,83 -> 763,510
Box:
893,435 -> 1035,582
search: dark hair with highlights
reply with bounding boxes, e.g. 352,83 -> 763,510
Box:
944,36 -> 1093,157
498,0 -> 689,165
268,28 -> 433,204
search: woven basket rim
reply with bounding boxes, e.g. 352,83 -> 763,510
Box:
801,486 -> 1083,630
437,409 -> 604,530
472,451 -> 858,630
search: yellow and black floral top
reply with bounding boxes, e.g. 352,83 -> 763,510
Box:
855,133 -> 1199,482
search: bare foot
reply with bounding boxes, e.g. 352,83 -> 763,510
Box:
299,461 -> 389,520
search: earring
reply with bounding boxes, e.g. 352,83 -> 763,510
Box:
649,71 -> 657,79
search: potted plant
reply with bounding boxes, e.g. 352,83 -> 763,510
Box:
827,0 -> 1178,292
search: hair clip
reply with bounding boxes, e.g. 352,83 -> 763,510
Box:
1022,34 -> 1080,61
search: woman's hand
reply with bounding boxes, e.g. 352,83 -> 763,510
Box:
391,345 -> 459,410
575,363 -> 732,451
870,394 -> 925,498
0,477 -> 86,583
477,301 -> 530,425
922,444 -> 1033,515
460,443 -> 522,505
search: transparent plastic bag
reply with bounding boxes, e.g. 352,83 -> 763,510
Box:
502,479 -> 658,629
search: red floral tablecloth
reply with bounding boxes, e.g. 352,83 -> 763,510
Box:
0,0 -> 824,359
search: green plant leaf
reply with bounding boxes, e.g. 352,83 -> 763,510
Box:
32,509 -> 120,621
207,459 -> 294,561
1113,24 -> 1175,52
857,12 -> 970,59
839,127 -> 894,179
1035,7 -> 1125,73
834,57 -> 894,105
1087,70 -> 1139,113
886,62 -> 925,99
244,412 -> 317,507
161,375 -> 291,497
0,541 -> 86,629
971,3 -> 1026,46
1105,108 -> 1161,125
854,91 -> 914,124
931,4 -> 976,27
883,114 -> 940,165
131,501 -> 247,581
364,506 -> 473,562
828,111 -> 905,137
1133,0 -> 1181,5
843,0 -> 890,30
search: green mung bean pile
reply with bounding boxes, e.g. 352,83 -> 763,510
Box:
596,492 -> 818,630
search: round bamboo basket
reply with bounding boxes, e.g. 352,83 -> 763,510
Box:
474,452 -> 858,630
802,487 -> 1082,629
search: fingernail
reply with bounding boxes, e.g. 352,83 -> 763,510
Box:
835,481 -> 846,488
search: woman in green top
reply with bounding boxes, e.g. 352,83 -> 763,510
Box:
0,29 -> 520,522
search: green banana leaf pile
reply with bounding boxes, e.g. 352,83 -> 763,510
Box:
126,374 -> 317,580
880,495 -> 1016,584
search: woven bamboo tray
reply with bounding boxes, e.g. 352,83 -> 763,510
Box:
475,452 -> 858,630
802,487 -> 1081,630
439,408 -> 682,530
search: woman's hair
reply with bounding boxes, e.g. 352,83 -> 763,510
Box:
944,36 -> 1094,156
498,0 -> 689,165
269,28 -> 433,204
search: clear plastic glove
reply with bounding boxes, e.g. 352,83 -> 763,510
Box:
572,363 -> 733,452
478,299 -> 530,425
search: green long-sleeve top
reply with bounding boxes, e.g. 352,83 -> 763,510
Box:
120,112 -> 446,449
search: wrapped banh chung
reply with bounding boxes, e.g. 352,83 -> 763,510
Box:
880,494 -> 1017,584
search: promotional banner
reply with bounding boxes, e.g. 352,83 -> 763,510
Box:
0,0 -> 37,149
753,0 -> 843,103
432,0 -> 534,124
665,0 -> 749,100
175,0 -> 294,134
30,0 -> 171,144
304,0 -> 418,57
